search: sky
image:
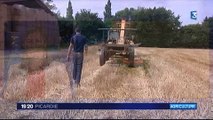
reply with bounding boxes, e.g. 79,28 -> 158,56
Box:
53,0 -> 213,26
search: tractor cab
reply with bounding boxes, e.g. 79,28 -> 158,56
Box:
98,19 -> 138,67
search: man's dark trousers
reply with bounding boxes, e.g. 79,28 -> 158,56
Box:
72,52 -> 84,85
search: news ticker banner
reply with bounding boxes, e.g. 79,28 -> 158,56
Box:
17,103 -> 197,110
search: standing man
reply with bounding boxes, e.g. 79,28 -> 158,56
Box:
67,27 -> 88,89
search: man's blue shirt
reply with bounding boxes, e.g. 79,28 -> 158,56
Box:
70,33 -> 87,53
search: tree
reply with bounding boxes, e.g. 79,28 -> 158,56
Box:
75,9 -> 105,42
114,7 -> 181,47
41,0 -> 62,18
205,17 -> 213,48
104,0 -> 112,21
58,17 -> 74,47
203,16 -> 213,28
114,8 -> 137,20
41,0 -> 57,12
66,0 -> 74,20
178,23 -> 209,48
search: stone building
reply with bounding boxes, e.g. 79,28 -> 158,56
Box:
0,0 -> 60,50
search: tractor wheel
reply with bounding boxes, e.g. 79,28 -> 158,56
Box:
128,47 -> 135,67
100,48 -> 106,66
105,51 -> 110,61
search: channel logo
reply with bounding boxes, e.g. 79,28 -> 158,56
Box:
191,11 -> 197,20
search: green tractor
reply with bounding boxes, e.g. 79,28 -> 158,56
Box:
98,19 -> 138,67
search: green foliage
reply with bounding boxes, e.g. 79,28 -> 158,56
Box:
42,0 -> 57,11
75,9 -> 105,42
104,0 -> 112,21
137,7 -> 180,47
115,8 -> 137,20
66,0 -> 73,20
56,0 -> 211,49
58,10 -> 104,46
175,17 -> 211,48
104,18 -> 114,27
114,7 -> 210,48
58,17 -> 74,47
42,0 -> 62,18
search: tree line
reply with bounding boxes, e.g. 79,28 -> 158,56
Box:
44,0 -> 213,48
114,7 -> 212,48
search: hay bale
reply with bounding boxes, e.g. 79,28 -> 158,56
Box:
25,71 -> 45,100
44,61 -> 70,99
3,64 -> 28,100
3,63 -> 45,101
2,60 -> 70,101
20,58 -> 49,73
20,51 -> 49,73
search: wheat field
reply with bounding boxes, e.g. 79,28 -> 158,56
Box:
0,46 -> 212,119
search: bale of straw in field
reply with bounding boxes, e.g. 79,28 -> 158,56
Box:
20,51 -> 49,73
3,64 -> 28,100
3,60 -> 72,101
44,61 -> 71,100
20,58 -> 49,73
25,70 -> 45,100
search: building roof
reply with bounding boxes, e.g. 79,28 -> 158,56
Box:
0,0 -> 54,15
